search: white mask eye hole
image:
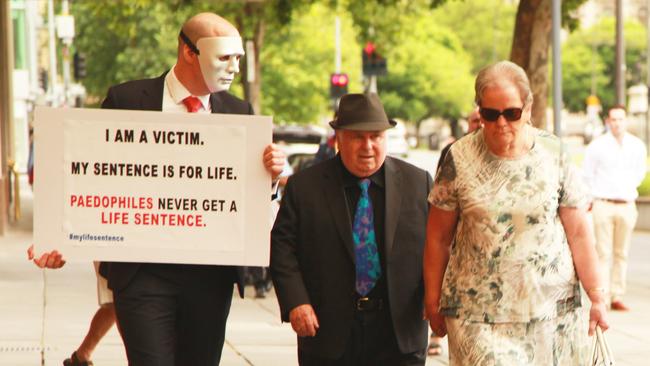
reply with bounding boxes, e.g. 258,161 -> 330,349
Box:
217,55 -> 242,62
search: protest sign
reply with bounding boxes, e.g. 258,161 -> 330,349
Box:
34,107 -> 272,266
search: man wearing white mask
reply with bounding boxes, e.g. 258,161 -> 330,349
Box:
30,13 -> 284,365
95,13 -> 284,365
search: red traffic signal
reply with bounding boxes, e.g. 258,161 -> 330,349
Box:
330,73 -> 349,99
362,41 -> 387,76
364,42 -> 376,56
331,73 -> 349,87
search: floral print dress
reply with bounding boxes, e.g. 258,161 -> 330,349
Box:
429,128 -> 590,365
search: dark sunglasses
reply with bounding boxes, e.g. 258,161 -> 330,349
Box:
479,107 -> 523,122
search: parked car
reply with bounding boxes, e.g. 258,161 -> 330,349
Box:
387,120 -> 409,157
273,125 -> 326,172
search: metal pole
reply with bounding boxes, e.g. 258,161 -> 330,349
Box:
552,0 -> 562,136
61,0 -> 71,106
646,0 -> 650,152
591,42 -> 597,96
368,75 -> 377,93
335,16 -> 341,74
47,0 -> 57,101
25,1 -> 39,93
615,0 -> 625,105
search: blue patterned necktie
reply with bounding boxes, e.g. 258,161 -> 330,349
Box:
353,178 -> 381,296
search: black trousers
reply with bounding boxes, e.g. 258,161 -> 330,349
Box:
298,307 -> 426,366
114,264 -> 236,366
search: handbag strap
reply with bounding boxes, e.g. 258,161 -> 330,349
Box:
596,326 -> 615,365
591,326 -> 615,366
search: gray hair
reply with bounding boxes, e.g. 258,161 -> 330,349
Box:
474,61 -> 533,107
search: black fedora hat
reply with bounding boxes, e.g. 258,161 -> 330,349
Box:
329,93 -> 397,131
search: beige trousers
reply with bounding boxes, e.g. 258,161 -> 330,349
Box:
592,200 -> 638,301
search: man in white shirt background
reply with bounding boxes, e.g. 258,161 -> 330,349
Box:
583,105 -> 647,311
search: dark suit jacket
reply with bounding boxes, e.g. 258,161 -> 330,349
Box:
271,156 -> 432,359
98,71 -> 252,298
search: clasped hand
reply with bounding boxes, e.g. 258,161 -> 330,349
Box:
424,303 -> 447,337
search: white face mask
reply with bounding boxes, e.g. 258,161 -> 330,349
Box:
196,37 -> 245,93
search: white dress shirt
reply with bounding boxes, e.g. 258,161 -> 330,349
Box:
583,132 -> 647,201
162,65 -> 211,113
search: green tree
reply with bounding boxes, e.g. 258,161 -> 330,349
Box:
431,0 -> 517,74
426,0 -> 588,128
344,1 -> 474,129
562,17 -> 647,113
71,0 -> 200,102
378,15 -> 474,134
561,43 -> 608,112
214,0 -> 315,114
260,3 -> 361,123
71,0 -> 312,110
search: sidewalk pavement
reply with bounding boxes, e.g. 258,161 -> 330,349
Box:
1,180 -> 649,365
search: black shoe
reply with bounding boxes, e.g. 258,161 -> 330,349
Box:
63,351 -> 93,366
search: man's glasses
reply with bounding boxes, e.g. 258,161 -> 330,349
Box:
479,107 -> 523,122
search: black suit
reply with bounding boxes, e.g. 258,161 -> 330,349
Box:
271,156 -> 431,365
99,71 -> 251,366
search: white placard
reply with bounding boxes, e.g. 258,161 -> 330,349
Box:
34,107 -> 272,266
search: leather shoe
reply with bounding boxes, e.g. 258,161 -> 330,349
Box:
63,351 -> 93,366
611,300 -> 630,311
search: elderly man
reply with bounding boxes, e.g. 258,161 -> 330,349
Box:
583,105 -> 647,311
32,12 -> 284,366
271,93 -> 431,365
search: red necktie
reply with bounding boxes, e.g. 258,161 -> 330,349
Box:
182,96 -> 202,113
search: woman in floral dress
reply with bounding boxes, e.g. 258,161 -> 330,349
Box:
423,61 -> 609,365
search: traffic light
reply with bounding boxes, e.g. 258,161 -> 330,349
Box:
330,73 -> 349,99
73,52 -> 86,80
362,42 -> 387,76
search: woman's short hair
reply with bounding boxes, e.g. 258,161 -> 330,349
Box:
474,61 -> 533,107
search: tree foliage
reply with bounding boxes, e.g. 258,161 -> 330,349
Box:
70,0 -> 311,105
433,0 -> 587,129
562,17 -> 647,113
342,0 -> 475,123
260,3 -> 361,123
345,0 -> 431,49
431,0 -> 516,74
378,14 -> 474,123
209,0 -> 315,113
69,0 -> 517,128
71,0 -> 200,101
